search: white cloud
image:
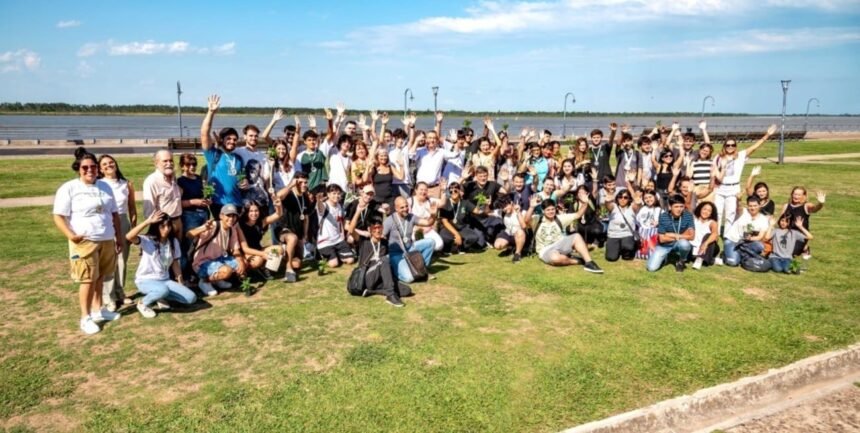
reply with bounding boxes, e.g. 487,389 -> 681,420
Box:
56,20 -> 81,28
77,40 -> 236,57
0,49 -> 41,73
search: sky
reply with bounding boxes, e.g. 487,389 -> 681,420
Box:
1,0 -> 859,114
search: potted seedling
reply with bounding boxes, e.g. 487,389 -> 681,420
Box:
241,277 -> 254,297
475,192 -> 489,213
463,119 -> 472,129
502,123 -> 509,132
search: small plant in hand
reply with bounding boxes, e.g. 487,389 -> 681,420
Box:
240,277 -> 254,297
267,145 -> 278,160
502,123 -> 509,132
202,183 -> 216,218
463,119 -> 472,128
475,192 -> 489,211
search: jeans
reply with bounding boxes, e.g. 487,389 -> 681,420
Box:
181,208 -> 210,277
646,240 -> 692,272
135,279 -> 197,306
724,239 -> 763,267
389,238 -> 435,283
770,257 -> 792,273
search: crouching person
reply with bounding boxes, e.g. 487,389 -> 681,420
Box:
384,196 -> 436,283
188,204 -> 249,296
127,210 -> 197,318
522,192 -> 604,273
353,218 -> 408,307
646,194 -> 695,272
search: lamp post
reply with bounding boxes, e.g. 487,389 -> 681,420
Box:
403,88 -> 414,117
176,81 -> 183,137
804,97 -> 820,132
701,95 -> 714,118
432,86 -> 439,112
779,80 -> 791,165
562,92 -> 576,138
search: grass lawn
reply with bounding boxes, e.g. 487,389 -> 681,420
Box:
1,140 -> 859,199
1,160 -> 859,433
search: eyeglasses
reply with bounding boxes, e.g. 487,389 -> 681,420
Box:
618,196 -> 631,200
448,188 -> 461,193
80,165 -> 98,172
364,191 -> 375,196
184,163 -> 197,167
725,143 -> 737,148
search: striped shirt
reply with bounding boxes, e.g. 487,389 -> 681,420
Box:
690,159 -> 713,186
657,211 -> 695,245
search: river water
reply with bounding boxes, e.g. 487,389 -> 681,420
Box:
1,114 -> 858,140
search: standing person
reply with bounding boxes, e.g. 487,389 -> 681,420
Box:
98,154 -> 137,311
200,95 -> 246,217
413,119 -> 460,199
646,194 -> 695,272
177,153 -> 210,281
315,184 -> 355,269
53,147 -> 122,335
383,196 -> 437,283
409,181 -> 445,252
589,126 -> 616,187
188,205 -> 249,297
722,196 -> 770,267
522,192 -> 604,272
143,150 -> 183,238
712,125 -> 776,234
767,214 -> 813,273
389,124 -> 414,199
635,189 -> 662,260
690,201 -> 721,269
275,172 -> 311,283
327,134 -> 353,195
604,189 -> 641,262
614,128 -> 641,191
745,166 -> 775,216
364,148 -> 404,207
780,186 -> 825,259
126,211 -> 197,318
637,136 -> 655,189
271,140 -> 296,194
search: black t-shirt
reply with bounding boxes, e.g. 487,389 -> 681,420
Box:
177,176 -> 205,211
239,221 -> 265,250
509,185 -> 533,211
278,191 -> 311,237
463,180 -> 501,207
345,200 -> 381,236
590,140 -> 614,181
357,237 -> 389,267
750,197 -> 776,216
440,199 -> 476,229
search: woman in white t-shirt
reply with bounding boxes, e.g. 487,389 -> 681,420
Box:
409,181 -> 446,251
53,147 -> 123,335
97,154 -> 137,311
126,210 -> 197,319
712,125 -> 776,234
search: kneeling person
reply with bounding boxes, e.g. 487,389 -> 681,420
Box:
315,184 -> 355,268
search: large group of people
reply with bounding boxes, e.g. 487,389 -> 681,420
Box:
53,95 -> 826,335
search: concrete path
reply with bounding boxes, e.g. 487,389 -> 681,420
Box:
0,190 -> 144,208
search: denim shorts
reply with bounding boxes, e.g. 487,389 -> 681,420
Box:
197,256 -> 239,278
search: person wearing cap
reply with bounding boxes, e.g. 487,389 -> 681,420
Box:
646,193 -> 695,272
188,204 -> 249,296
200,94 -> 247,217
316,183 -> 355,269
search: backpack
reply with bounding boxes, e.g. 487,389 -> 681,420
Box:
738,243 -> 771,273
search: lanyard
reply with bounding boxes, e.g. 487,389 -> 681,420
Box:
370,239 -> 381,261
673,217 -> 682,235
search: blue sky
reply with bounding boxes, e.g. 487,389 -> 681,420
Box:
1,0 -> 859,114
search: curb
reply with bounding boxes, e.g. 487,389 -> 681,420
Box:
561,343 -> 860,433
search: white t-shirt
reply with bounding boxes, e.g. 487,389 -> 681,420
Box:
503,212 -> 522,236
316,202 -> 345,249
389,145 -> 411,186
725,210 -> 769,243
327,153 -> 352,192
636,206 -> 662,229
414,147 -> 447,185
272,164 -> 297,191
53,179 -> 118,241
102,178 -> 130,215
716,149 -> 747,195
135,235 -> 181,281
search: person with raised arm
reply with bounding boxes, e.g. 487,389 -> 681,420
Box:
522,191 -> 603,272
200,95 -> 245,217
389,112 -> 416,199
493,196 -> 528,263
412,112 -> 462,199
712,125 -> 777,234
127,210 -> 197,319
646,193 -> 695,272
744,166 -> 775,216
53,147 -> 123,335
779,187 -> 825,259
767,214 -> 813,273
289,113 -> 329,192
589,125 -> 616,187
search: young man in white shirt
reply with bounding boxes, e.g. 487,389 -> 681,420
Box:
315,184 -> 355,269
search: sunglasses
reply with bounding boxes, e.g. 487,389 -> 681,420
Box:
618,196 -> 631,200
184,163 -> 198,167
448,188 -> 461,192
80,165 -> 98,172
725,143 -> 737,148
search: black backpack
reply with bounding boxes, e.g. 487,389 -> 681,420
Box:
738,243 -> 772,273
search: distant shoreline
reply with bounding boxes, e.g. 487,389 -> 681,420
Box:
1,111 -> 856,118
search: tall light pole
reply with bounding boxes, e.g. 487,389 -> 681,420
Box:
403,88 -> 414,117
804,97 -> 820,131
432,86 -> 439,112
562,92 -> 576,138
701,95 -> 714,118
176,81 -> 183,137
779,80 -> 791,165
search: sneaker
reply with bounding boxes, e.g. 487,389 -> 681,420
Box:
361,289 -> 370,298
583,261 -> 604,274
512,253 -> 522,263
450,245 -> 461,255
80,316 -> 101,335
156,300 -> 171,310
261,268 -> 274,280
213,280 -> 232,290
385,294 -> 405,307
692,257 -> 703,270
675,261 -> 686,273
199,281 -> 218,297
283,271 -> 297,283
91,309 -> 120,323
122,297 -> 134,306
137,302 -> 157,319
802,252 -> 811,260
714,257 -> 724,266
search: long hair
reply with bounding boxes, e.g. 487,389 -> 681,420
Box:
144,214 -> 176,261
97,154 -> 127,181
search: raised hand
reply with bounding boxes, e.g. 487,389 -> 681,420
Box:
147,210 -> 166,224
816,191 -> 826,203
435,111 -> 444,123
520,128 -> 528,138
307,115 -> 317,129
671,121 -> 680,131
207,94 -> 221,112
324,108 -> 333,121
539,130 -> 546,141
293,115 -> 301,128
336,102 -> 346,117
407,112 -> 417,127
272,109 -> 285,123
528,128 -> 537,138
750,165 -> 762,177
632,188 -> 643,202
766,124 -> 778,136
448,128 -> 457,142
698,120 -> 708,130
610,122 -> 617,131
621,124 -> 630,133
358,114 -> 369,131
380,112 -> 389,124
794,215 -> 805,228
370,110 -> 379,122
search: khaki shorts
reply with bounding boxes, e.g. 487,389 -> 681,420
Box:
69,239 -> 117,283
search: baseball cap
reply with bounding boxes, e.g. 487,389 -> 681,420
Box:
220,204 -> 239,216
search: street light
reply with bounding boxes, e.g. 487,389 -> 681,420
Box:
432,86 -> 439,112
562,92 -> 576,138
779,80 -> 791,165
403,88 -> 414,117
176,81 -> 183,137
804,97 -> 820,132
701,95 -> 715,118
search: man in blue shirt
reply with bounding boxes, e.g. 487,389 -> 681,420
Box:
200,95 -> 246,217
646,193 -> 695,272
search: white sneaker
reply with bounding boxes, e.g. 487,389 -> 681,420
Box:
199,282 -> 218,297
137,302 -> 157,319
213,280 -> 232,289
692,257 -> 703,270
91,309 -> 120,323
714,257 -> 724,266
802,253 -> 811,260
80,316 -> 101,335
156,300 -> 171,310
